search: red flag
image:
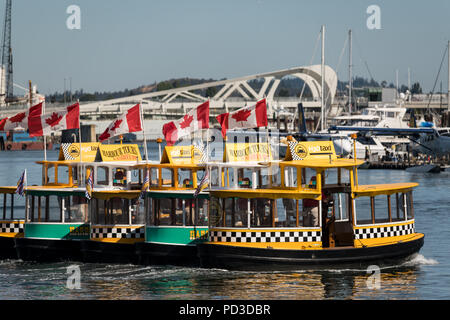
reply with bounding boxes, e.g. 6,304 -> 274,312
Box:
29,103 -> 80,137
162,101 -> 209,146
0,103 -> 43,132
99,104 -> 142,142
216,99 -> 268,138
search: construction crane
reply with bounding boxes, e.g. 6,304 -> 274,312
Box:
1,0 -> 12,102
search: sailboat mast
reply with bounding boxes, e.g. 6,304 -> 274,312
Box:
321,25 -> 325,131
447,40 -> 449,111
348,29 -> 353,114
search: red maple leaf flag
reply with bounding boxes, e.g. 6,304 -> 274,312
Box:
99,104 -> 142,142
29,103 -> 80,137
0,103 -> 43,132
216,99 -> 268,138
162,101 -> 209,146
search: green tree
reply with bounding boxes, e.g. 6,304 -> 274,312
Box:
411,82 -> 422,94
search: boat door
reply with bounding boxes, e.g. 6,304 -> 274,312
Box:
322,192 -> 354,248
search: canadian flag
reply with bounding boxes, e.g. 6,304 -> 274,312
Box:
162,101 -> 209,146
99,104 -> 143,142
0,103 -> 44,131
29,103 -> 80,137
216,99 -> 268,138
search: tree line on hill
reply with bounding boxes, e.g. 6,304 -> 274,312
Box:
45,76 -> 424,103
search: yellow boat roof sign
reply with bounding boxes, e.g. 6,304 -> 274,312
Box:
285,141 -> 338,161
95,144 -> 142,162
160,145 -> 206,165
224,142 -> 272,162
58,143 -> 100,162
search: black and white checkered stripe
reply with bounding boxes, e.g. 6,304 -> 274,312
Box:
61,143 -> 76,160
289,142 -> 303,160
209,230 -> 321,243
91,226 -> 145,239
0,222 -> 24,233
354,223 -> 415,240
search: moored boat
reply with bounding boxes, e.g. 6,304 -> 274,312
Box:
0,187 -> 24,259
197,139 -> 424,270
135,145 -> 209,266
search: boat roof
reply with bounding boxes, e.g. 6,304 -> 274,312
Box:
353,183 -> 419,197
209,188 -> 321,200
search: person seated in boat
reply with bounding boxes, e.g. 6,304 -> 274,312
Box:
113,169 -> 127,186
238,177 -> 251,188
183,178 -> 192,188
302,176 -> 319,227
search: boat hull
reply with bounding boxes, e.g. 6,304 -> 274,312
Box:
197,234 -> 424,271
135,242 -> 200,267
0,236 -> 18,259
14,238 -> 83,262
80,240 -> 138,264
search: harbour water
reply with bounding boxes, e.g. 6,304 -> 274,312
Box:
0,147 -> 448,300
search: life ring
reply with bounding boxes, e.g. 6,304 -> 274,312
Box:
6,144 -> 12,151
22,144 -> 27,150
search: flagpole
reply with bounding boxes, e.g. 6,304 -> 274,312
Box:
206,99 -> 210,163
77,100 -> 82,163
140,102 -> 149,164
43,101 -> 47,162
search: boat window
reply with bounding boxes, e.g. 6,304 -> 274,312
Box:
178,169 -> 193,188
251,198 -> 274,227
270,165 -> 281,187
226,198 -> 249,227
259,168 -> 270,189
161,168 -> 174,187
154,198 -> 183,226
387,112 -> 395,118
45,164 -> 56,185
65,195 -> 88,223
113,168 -> 127,187
355,193 -> 407,225
131,198 -> 145,224
395,193 -> 406,222
97,167 -> 109,186
91,199 -> 107,224
210,167 -> 220,188
356,136 -> 377,146
196,198 -> 209,226
406,192 -> 414,220
57,165 -> 70,185
149,167 -> 159,187
332,193 -> 350,222
283,166 -> 297,188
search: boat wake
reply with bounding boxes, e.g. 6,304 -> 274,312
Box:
401,254 -> 438,267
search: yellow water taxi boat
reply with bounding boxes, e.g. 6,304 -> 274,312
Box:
197,139 -> 424,270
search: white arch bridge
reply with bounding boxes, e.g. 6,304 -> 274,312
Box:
2,65 -> 338,139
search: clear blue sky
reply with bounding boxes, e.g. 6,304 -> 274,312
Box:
8,0 -> 450,95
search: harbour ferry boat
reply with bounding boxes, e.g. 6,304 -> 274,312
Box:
14,143 -> 99,262
135,144 -> 209,266
197,138 -> 424,270
78,143 -> 150,264
0,187 -> 24,259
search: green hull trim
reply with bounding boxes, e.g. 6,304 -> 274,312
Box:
145,226 -> 208,245
24,223 -> 90,240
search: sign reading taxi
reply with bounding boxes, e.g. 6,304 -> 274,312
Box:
59,143 -> 100,162
286,141 -> 337,161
